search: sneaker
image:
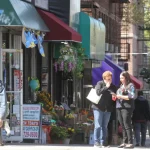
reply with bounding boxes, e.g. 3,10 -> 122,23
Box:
124,144 -> 134,149
94,142 -> 101,148
118,143 -> 126,148
101,144 -> 110,148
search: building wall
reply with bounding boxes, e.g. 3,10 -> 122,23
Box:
81,0 -> 122,53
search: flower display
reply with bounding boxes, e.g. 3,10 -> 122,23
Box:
65,113 -> 74,119
67,127 -> 75,138
80,109 -> 88,115
36,91 -> 53,112
54,43 -> 86,78
54,105 -> 64,111
50,125 -> 69,140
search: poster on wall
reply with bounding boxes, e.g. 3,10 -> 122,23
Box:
14,70 -> 23,104
23,104 -> 41,139
41,67 -> 48,91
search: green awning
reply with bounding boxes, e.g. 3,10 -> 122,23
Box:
0,0 -> 49,32
78,12 -> 106,60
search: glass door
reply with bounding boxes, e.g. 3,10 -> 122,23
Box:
0,49 -> 23,142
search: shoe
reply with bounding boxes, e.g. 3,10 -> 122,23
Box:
101,144 -> 110,148
124,144 -> 134,149
94,142 -> 101,148
0,143 -> 4,146
118,143 -> 126,148
135,144 -> 139,147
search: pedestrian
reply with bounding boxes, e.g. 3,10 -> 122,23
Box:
4,101 -> 11,137
132,91 -> 150,147
115,71 -> 135,149
91,71 -> 117,148
0,80 -> 7,146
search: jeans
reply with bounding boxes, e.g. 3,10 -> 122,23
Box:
93,109 -> 111,145
117,108 -> 133,144
134,122 -> 147,146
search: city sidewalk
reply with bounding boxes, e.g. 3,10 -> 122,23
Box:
0,144 -> 150,150
1,134 -> 150,150
1,137 -> 150,150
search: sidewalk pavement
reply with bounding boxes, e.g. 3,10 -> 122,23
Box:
0,144 -> 150,150
1,134 -> 150,150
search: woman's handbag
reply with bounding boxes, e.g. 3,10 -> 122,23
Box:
86,88 -> 102,104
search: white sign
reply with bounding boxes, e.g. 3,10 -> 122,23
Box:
34,0 -> 49,10
23,104 -> 41,139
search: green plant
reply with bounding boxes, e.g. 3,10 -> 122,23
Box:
54,43 -> 86,78
36,91 -> 53,112
50,125 -> 69,140
65,113 -> 74,119
67,127 -> 75,138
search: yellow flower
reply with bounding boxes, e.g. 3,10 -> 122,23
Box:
72,129 -> 74,132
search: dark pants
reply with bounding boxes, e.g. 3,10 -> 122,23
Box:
134,122 -> 147,146
117,108 -> 133,144
107,120 -> 113,145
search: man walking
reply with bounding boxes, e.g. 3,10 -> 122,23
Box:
91,71 -> 117,148
132,91 -> 150,147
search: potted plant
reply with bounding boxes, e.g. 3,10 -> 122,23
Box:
65,113 -> 76,126
54,104 -> 64,117
36,91 -> 53,113
54,43 -> 86,78
50,125 -> 69,144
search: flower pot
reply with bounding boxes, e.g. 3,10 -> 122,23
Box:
63,138 -> 70,145
52,139 -> 63,144
55,110 -> 64,117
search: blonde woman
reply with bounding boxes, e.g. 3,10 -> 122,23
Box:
91,71 -> 117,148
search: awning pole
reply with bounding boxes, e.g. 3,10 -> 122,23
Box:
0,27 -> 2,80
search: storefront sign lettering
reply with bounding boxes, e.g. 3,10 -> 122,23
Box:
0,10 -> 19,25
0,10 -> 12,25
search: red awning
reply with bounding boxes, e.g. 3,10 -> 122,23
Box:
130,75 -> 143,89
37,9 -> 82,42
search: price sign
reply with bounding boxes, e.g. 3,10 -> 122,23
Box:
23,104 -> 41,139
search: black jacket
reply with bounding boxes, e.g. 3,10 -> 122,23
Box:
91,81 -> 117,112
132,96 -> 150,122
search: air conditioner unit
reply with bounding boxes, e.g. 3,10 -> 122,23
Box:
109,44 -> 114,52
105,43 -> 109,51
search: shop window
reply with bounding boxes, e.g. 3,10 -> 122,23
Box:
118,43 -> 130,61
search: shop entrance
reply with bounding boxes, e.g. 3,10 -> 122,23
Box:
0,49 -> 23,142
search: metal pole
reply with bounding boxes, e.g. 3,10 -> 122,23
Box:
0,27 -> 2,81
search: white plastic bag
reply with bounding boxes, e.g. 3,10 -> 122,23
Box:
86,88 -> 102,104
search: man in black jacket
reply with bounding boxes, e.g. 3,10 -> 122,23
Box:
132,91 -> 150,147
91,71 -> 117,148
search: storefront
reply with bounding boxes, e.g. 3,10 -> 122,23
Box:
37,9 -> 82,107
76,12 -> 106,108
0,0 -> 49,142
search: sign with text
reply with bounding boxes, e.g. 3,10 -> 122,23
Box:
23,104 -> 41,139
